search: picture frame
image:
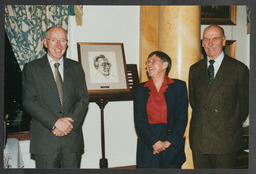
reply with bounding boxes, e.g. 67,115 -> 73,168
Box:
201,6 -> 237,25
224,40 -> 236,58
77,42 -> 130,94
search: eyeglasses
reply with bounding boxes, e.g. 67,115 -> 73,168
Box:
145,59 -> 163,65
100,62 -> 111,67
46,38 -> 67,45
202,37 -> 223,42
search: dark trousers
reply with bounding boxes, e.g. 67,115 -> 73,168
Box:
34,150 -> 82,169
192,151 -> 238,169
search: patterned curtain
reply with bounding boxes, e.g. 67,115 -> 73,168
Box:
5,5 -> 69,69
69,5 -> 84,26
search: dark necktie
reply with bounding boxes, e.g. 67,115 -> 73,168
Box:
208,60 -> 215,85
54,63 -> 63,106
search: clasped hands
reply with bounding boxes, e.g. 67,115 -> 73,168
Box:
52,117 -> 74,137
153,140 -> 171,155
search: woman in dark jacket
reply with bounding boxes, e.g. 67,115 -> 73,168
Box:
134,51 -> 188,168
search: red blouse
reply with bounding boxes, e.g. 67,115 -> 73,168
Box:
144,76 -> 174,124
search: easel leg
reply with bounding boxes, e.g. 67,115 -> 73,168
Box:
96,99 -> 108,169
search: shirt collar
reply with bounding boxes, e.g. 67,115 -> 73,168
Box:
207,51 -> 224,65
47,54 -> 64,65
144,75 -> 174,87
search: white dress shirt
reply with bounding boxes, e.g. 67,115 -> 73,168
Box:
207,51 -> 224,77
47,55 -> 64,81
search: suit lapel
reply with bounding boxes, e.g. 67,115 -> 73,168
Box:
40,56 -> 57,90
40,56 -> 63,106
197,58 -> 212,103
203,55 -> 229,106
164,84 -> 175,125
63,58 -> 72,105
212,55 -> 229,86
143,86 -> 150,104
199,58 -> 211,90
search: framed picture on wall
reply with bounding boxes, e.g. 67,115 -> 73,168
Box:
201,6 -> 237,25
77,42 -> 130,94
224,40 -> 236,58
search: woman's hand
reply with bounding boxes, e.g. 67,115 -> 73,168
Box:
163,141 -> 171,148
153,141 -> 171,154
153,141 -> 166,154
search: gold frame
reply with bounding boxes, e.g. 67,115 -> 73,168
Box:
224,40 -> 236,58
201,6 -> 237,25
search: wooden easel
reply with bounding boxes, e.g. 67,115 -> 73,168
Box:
89,64 -> 139,169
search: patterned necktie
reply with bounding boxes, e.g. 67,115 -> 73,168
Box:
54,63 -> 63,106
208,60 -> 215,85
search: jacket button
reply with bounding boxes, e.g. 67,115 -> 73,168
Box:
214,109 -> 218,113
202,108 -> 205,111
168,130 -> 171,132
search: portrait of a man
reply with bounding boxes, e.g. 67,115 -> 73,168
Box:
89,53 -> 118,83
94,55 -> 112,77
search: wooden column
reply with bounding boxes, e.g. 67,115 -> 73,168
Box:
139,6 -> 159,82
159,6 -> 201,81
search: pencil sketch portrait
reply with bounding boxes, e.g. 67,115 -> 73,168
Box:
88,52 -> 118,83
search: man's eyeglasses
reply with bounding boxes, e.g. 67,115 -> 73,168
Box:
46,38 -> 67,45
100,62 -> 111,67
202,37 -> 223,42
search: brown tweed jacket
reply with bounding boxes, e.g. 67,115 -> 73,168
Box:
188,54 -> 249,154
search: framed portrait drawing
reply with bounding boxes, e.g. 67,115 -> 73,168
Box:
77,42 -> 130,94
201,6 -> 237,25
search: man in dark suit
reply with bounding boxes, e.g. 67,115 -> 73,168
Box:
22,26 -> 89,168
189,25 -> 249,169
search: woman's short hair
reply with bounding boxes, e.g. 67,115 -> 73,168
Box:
148,51 -> 172,75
